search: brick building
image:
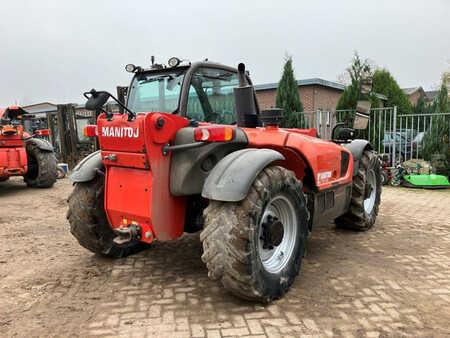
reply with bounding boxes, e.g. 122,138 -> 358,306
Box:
254,78 -> 345,112
402,87 -> 426,105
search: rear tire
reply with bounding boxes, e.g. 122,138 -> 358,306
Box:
23,144 -> 57,188
200,166 -> 309,302
335,150 -> 381,231
67,175 -> 149,258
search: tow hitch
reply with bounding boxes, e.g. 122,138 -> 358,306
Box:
113,224 -> 141,244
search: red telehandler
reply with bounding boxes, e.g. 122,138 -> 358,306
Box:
68,59 -> 381,302
0,106 -> 57,187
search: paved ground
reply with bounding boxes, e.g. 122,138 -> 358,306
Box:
0,177 -> 449,337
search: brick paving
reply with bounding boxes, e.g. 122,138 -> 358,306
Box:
82,187 -> 450,337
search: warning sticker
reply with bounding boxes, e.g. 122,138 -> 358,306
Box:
317,171 -> 332,183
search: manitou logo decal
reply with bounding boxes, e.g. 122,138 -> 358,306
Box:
102,127 -> 139,138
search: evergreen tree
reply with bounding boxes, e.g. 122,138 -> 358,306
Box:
275,56 -> 304,128
436,81 -> 449,114
422,82 -> 449,176
372,69 -> 412,114
413,93 -> 425,114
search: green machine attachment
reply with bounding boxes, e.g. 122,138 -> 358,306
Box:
403,174 -> 450,189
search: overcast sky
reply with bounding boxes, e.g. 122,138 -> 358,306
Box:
0,0 -> 448,106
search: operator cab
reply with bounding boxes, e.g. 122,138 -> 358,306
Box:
0,106 -> 38,134
124,58 -> 259,126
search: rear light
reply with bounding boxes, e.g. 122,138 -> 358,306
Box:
84,125 -> 97,137
194,126 -> 234,142
35,129 -> 50,136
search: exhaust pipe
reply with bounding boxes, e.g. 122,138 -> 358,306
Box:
234,63 -> 258,128
237,63 -> 249,87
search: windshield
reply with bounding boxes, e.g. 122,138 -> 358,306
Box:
127,71 -> 185,113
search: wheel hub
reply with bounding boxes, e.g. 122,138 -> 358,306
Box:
364,182 -> 373,199
363,169 -> 377,214
257,194 -> 297,274
260,215 -> 284,249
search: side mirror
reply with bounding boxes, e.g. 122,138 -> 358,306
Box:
337,127 -> 356,140
85,89 -> 110,111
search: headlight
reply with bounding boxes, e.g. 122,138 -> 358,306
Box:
125,64 -> 136,73
168,57 -> 181,67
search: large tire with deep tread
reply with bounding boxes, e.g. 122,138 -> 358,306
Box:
200,166 -> 309,303
335,150 -> 381,231
67,175 -> 149,258
23,144 -> 57,188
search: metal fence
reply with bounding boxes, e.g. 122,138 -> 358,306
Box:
295,107 -> 450,167
395,112 -> 450,166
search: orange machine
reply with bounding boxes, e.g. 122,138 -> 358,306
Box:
68,59 -> 381,303
0,106 -> 57,187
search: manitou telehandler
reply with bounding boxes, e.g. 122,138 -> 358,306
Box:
0,106 -> 57,187
68,58 -> 381,302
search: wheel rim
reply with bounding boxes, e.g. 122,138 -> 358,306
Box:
257,193 -> 297,274
364,169 -> 377,214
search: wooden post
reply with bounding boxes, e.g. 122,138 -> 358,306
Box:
56,105 -> 68,164
66,104 -> 79,168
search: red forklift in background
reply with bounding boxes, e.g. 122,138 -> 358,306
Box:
0,106 -> 57,187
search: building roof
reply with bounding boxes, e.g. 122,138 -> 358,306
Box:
402,87 -> 423,96
254,78 -> 388,101
254,78 -> 345,91
22,102 -> 58,113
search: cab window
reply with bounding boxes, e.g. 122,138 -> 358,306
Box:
186,68 -> 238,125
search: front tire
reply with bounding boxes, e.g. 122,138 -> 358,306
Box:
67,175 -> 149,258
23,144 -> 57,188
200,166 -> 309,302
336,150 -> 381,231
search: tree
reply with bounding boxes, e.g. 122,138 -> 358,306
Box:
336,52 -> 380,112
436,79 -> 449,114
413,93 -> 425,114
275,56 -> 304,128
372,69 -> 412,114
422,82 -> 449,176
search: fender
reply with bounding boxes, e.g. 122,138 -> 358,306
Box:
70,150 -> 103,182
25,138 -> 54,152
343,139 -> 372,176
202,148 -> 285,202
